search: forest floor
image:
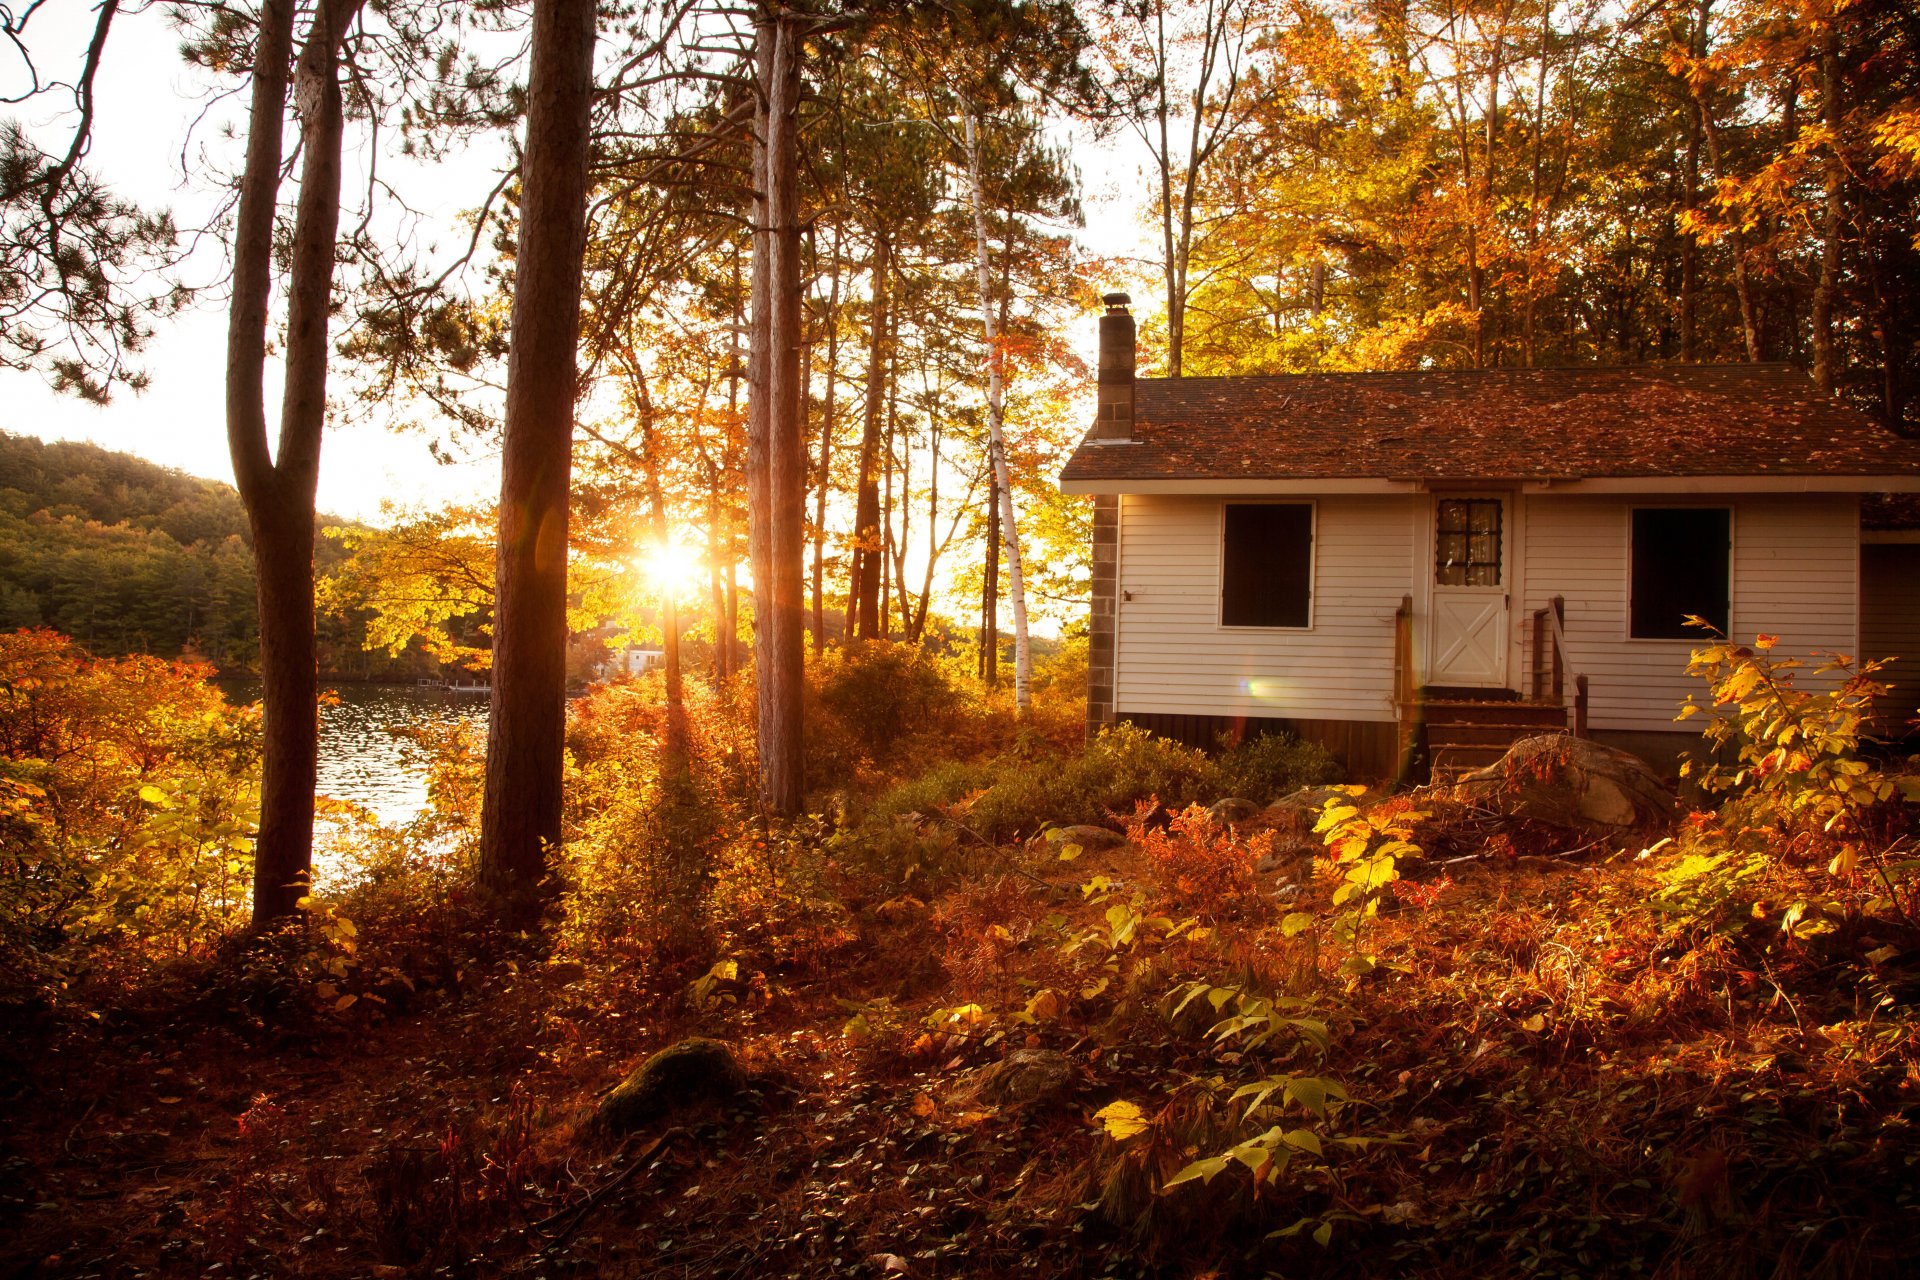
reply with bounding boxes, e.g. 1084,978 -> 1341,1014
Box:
4,800 -> 1919,1280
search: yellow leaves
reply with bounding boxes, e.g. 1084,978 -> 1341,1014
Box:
1025,989 -> 1064,1022
1093,1100 -> 1151,1141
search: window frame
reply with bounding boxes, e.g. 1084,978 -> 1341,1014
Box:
1624,503 -> 1735,642
1216,499 -> 1317,632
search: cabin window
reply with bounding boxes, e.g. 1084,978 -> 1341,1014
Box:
1221,502 -> 1313,628
1435,498 -> 1503,586
1630,507 -> 1731,639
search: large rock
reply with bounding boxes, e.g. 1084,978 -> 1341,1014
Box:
949,1048 -> 1073,1110
1266,785 -> 1356,819
594,1037 -> 746,1135
1451,734 -> 1674,829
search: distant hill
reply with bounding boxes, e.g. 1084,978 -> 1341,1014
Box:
0,432 -> 430,678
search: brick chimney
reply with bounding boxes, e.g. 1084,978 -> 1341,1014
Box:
1092,292 -> 1135,442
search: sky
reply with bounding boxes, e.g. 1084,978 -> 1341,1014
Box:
3,4 -> 1152,527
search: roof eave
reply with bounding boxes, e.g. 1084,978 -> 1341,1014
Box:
1057,474 -> 1920,496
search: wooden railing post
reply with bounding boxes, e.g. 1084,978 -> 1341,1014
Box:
1574,674 -> 1590,737
1530,608 -> 1545,700
1550,596 -> 1566,705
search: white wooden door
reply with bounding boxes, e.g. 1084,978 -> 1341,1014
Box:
1427,494 -> 1510,688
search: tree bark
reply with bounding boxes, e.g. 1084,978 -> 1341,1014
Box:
848,230 -> 889,641
812,231 -> 840,652
1812,25 -> 1844,394
747,10 -> 806,815
226,0 -> 362,927
962,110 -> 1031,714
477,0 -> 597,915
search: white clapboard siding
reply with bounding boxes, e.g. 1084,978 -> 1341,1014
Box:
1861,544 -> 1920,734
1520,495 -> 1860,732
1113,494 -> 1414,723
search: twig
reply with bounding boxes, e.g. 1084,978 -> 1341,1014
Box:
63,1096 -> 100,1157
529,1127 -> 683,1257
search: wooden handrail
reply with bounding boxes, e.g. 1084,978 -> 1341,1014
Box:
1529,595 -> 1590,737
1393,594 -> 1414,708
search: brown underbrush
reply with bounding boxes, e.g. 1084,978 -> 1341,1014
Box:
4,636 -> 1918,1278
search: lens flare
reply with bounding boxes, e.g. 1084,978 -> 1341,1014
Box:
637,538 -> 703,599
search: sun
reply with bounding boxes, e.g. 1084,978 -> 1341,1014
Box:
637,537 -> 704,599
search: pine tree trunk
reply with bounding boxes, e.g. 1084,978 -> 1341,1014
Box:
1812,27 -> 1844,394
747,10 -> 805,815
225,0 -> 361,926
848,231 -> 889,641
477,0 -> 597,914
812,236 -> 840,652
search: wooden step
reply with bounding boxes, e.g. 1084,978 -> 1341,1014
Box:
1427,721 -> 1570,747
1421,700 -> 1567,727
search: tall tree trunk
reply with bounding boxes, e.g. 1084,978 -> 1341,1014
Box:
1154,0 -> 1180,376
747,10 -> 805,815
962,111 -> 1031,714
981,470 -> 998,684
848,230 -> 889,641
911,415 -> 939,643
226,0 -> 362,927
812,232 -> 840,652
477,0 -> 597,915
1679,3 -> 1704,363
1693,72 -> 1761,359
1812,26 -> 1844,394
629,368 -> 688,773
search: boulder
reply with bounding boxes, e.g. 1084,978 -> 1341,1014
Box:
1451,734 -> 1674,829
594,1037 -> 746,1136
950,1048 -> 1073,1110
1207,797 -> 1260,826
1266,785 -> 1355,819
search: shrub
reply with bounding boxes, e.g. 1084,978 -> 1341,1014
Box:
866,759 -> 996,826
1213,731 -> 1340,803
0,629 -> 260,1005
810,640 -> 966,765
1661,630 -> 1919,935
1127,801 -> 1277,921
936,724 -> 1224,843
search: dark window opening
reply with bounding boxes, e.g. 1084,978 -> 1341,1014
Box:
1631,507 -> 1730,638
1436,498 -> 1503,586
1222,503 -> 1312,628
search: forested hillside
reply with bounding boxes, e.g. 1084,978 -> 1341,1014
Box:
0,432 -> 430,677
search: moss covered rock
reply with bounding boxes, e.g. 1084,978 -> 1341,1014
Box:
594,1037 -> 746,1136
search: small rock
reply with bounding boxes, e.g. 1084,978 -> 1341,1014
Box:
1046,824 -> 1123,851
949,1048 -> 1072,1110
1254,852 -> 1283,874
875,895 -> 928,924
1207,797 -> 1260,825
595,1037 -> 745,1136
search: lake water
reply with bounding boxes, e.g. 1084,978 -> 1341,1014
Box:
219,681 -> 489,826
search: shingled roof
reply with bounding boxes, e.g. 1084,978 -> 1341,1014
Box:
1059,364 -> 1920,487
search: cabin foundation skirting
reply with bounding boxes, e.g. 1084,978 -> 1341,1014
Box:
1086,495 -> 1119,739
1118,711 -> 1403,781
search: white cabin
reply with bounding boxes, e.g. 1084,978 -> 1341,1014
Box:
1061,294 -> 1920,778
